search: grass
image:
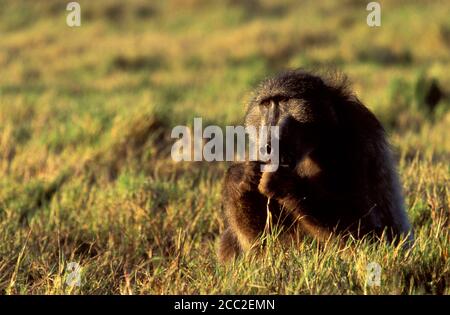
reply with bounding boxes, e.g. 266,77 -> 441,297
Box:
0,0 -> 449,294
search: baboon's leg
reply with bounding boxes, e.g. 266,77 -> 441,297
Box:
218,228 -> 241,263
220,162 -> 268,257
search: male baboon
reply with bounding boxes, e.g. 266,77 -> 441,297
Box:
218,69 -> 413,262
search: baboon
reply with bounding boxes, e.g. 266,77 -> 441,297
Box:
218,69 -> 413,262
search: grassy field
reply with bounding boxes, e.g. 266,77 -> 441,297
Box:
0,0 -> 449,294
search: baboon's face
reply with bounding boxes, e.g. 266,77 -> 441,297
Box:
245,72 -> 337,167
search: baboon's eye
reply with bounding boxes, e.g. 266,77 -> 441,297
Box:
259,100 -> 270,107
278,97 -> 290,104
274,96 -> 290,104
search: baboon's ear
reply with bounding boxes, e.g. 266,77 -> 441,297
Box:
319,90 -> 340,126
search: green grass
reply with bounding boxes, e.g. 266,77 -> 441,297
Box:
0,0 -> 448,294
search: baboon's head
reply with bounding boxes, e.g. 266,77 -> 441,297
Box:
245,70 -> 339,167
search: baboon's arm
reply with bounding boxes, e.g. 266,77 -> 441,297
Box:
258,168 -> 337,242
222,162 -> 268,251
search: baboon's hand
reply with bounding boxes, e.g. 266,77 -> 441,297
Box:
238,161 -> 264,193
258,166 -> 297,199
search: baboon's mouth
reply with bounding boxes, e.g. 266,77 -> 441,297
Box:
280,152 -> 296,169
259,143 -> 295,168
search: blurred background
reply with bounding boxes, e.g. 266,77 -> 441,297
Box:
0,0 -> 448,294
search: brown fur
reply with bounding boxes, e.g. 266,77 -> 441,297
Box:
218,69 -> 413,263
